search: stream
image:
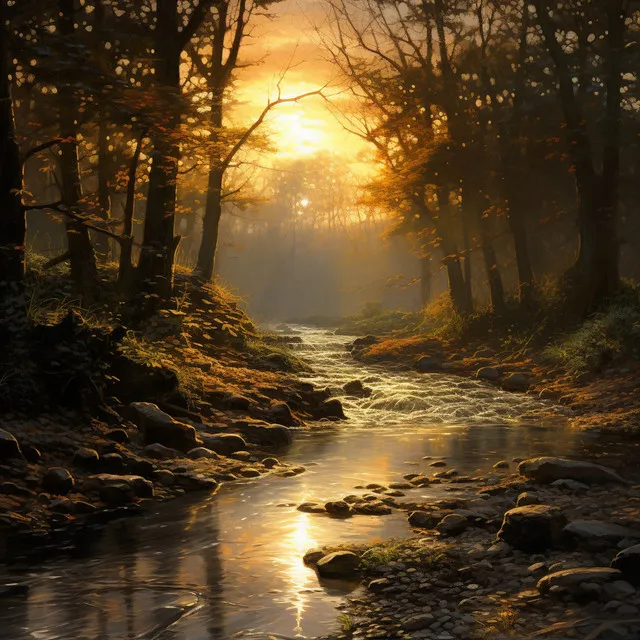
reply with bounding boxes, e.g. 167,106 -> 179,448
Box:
0,327 -> 609,640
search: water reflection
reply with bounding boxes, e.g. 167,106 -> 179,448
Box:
0,327 -> 612,640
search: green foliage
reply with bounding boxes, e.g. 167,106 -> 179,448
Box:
245,338 -> 310,373
335,302 -> 422,337
358,539 -> 448,572
338,613 -> 355,633
545,285 -> 640,377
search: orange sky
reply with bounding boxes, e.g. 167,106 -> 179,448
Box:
232,0 -> 372,170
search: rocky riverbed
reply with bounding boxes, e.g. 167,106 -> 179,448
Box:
306,455 -> 640,640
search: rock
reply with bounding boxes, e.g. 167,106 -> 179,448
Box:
537,568 -> 623,596
199,433 -> 247,456
325,500 -> 352,517
100,453 -> 127,474
343,380 -> 372,397
316,551 -> 360,578
187,447 -> 221,460
516,492 -> 540,507
154,469 -> 175,486
564,521 -> 637,547
437,513 -> 468,536
42,468 -> 74,495
227,395 -> 251,410
173,472 -> 218,492
551,478 -> 590,492
269,402 -> 297,426
0,429 -> 22,461
123,455 -> 155,479
298,502 -> 326,514
303,548 -> 326,565
603,580 -> 636,601
612,544 -> 640,586
84,473 -> 153,498
493,460 -> 509,470
518,457 -> 626,485
245,424 -> 293,447
142,443 -> 181,459
0,482 -> 34,498
353,501 -> 392,516
408,511 -> 440,529
350,335 -> 377,350
106,429 -> 130,444
368,578 -> 391,593
72,448 -> 100,469
476,367 -> 500,381
497,505 -> 567,552
21,445 -> 41,463
402,613 -> 436,631
262,457 -> 279,469
320,398 -> 346,420
417,356 -> 442,372
130,402 -> 199,452
99,483 -> 136,506
430,460 -> 447,468
502,373 -> 531,392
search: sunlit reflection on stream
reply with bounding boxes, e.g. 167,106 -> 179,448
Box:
0,326 -> 608,640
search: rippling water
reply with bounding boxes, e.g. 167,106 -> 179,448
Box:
0,327 -> 599,640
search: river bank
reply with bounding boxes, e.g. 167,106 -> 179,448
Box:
2,326 -> 639,640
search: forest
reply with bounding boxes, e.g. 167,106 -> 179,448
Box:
1,2 -> 640,640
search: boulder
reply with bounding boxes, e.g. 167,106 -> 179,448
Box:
83,474 -> 153,498
99,483 -> 136,507
154,469 -> 175,486
563,521 -> 637,547
99,453 -> 127,474
537,567 -> 622,596
268,402 -> 297,426
199,433 -> 247,456
325,500 -> 352,517
612,545 -> 640,586
174,472 -> 218,492
72,447 -> 99,469
502,373 -> 531,392
402,613 -> 436,631
42,468 -> 75,496
227,395 -> 251,411
436,513 -> 468,536
551,478 -> 590,492
493,460 -> 509,470
241,424 -> 292,447
303,548 -> 326,565
408,511 -> 440,529
320,398 -> 346,419
0,429 -> 22,461
518,457 -> 626,485
297,502 -> 326,514
262,457 -> 279,469
497,504 -> 567,552
187,447 -> 221,460
516,492 -> 540,507
477,367 -> 500,381
130,402 -> 199,452
316,551 -> 360,578
22,445 -> 41,463
106,428 -> 130,444
343,380 -> 372,398
416,356 -> 442,372
142,443 -> 181,459
353,501 -> 392,516
350,335 -> 377,351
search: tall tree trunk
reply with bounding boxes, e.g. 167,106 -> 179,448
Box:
436,188 -> 472,315
93,0 -> 110,261
0,0 -> 25,291
196,166 -> 223,281
535,0 -> 621,310
420,254 -> 431,307
195,85 -> 224,281
137,0 -> 181,299
58,0 -> 98,304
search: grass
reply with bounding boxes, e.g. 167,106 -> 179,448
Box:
358,539 -> 450,572
338,613 -> 355,633
545,284 -> 640,377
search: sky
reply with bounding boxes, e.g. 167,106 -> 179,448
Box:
231,0 -> 372,168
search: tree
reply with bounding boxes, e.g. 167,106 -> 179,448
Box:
533,0 -> 629,311
0,0 -> 25,292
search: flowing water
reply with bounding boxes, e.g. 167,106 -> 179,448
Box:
0,327 -> 607,640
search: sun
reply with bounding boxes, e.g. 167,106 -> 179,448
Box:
274,110 -> 325,156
